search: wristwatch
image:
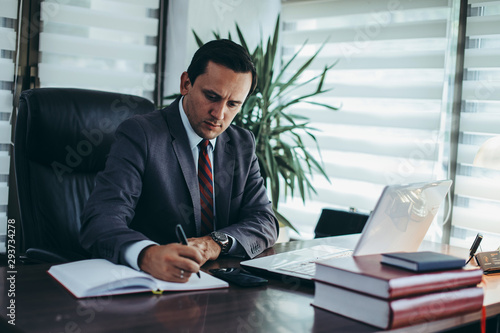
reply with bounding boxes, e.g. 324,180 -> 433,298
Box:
210,231 -> 232,254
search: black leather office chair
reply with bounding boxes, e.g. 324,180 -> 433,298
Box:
14,88 -> 155,263
314,208 -> 369,238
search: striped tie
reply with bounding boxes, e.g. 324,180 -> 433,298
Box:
198,139 -> 214,235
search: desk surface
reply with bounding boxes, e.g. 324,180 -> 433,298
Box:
1,235 -> 499,333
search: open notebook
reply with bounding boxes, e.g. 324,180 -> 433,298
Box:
48,259 -> 228,298
241,180 -> 453,280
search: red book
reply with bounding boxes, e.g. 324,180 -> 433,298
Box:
314,254 -> 483,299
312,282 -> 484,330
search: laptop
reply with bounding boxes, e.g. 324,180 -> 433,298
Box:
241,180 -> 453,280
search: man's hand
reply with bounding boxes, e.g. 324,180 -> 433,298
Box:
139,243 -> 203,282
187,235 -> 221,263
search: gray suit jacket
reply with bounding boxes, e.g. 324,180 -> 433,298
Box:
80,98 -> 279,264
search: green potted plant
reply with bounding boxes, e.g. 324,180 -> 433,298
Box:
185,16 -> 338,234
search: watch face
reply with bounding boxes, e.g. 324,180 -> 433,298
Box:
213,231 -> 228,242
211,232 -> 230,253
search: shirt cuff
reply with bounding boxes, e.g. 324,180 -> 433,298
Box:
121,240 -> 158,271
226,235 -> 245,257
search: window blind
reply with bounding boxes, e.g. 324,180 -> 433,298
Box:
280,0 -> 451,238
452,0 -> 500,249
0,0 -> 19,253
38,0 -> 159,100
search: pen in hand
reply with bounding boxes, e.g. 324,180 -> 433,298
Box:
175,224 -> 201,278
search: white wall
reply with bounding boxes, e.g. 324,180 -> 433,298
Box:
163,0 -> 281,98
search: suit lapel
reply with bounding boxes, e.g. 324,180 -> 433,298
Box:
214,131 -> 234,230
162,99 -> 201,235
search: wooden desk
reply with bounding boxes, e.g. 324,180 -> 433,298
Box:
1,235 -> 499,333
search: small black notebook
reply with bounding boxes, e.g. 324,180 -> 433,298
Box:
381,251 -> 466,272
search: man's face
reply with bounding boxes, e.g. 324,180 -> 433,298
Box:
180,61 -> 252,140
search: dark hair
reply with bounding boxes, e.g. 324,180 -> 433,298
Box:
187,39 -> 257,95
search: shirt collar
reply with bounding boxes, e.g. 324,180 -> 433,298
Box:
178,96 -> 217,150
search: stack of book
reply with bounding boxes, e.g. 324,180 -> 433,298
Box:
311,252 -> 484,330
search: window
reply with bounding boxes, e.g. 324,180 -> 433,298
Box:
38,0 -> 160,100
452,0 -> 500,250
280,0 -> 452,239
280,0 -> 500,247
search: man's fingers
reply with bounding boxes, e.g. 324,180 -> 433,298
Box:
176,243 -> 204,265
175,255 -> 200,275
139,244 -> 199,282
186,235 -> 221,262
170,265 -> 192,282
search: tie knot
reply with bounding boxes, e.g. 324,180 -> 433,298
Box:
199,139 -> 210,150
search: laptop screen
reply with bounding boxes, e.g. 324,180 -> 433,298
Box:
353,179 -> 452,256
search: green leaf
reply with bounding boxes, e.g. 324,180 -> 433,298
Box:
271,124 -> 309,136
235,23 -> 250,54
269,40 -> 307,94
273,208 -> 300,234
268,15 -> 280,73
278,45 -> 325,95
303,100 -> 339,111
192,30 -> 204,47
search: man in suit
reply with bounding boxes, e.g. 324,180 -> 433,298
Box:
80,39 -> 279,282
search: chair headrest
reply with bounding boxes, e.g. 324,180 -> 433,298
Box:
18,88 -> 155,172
